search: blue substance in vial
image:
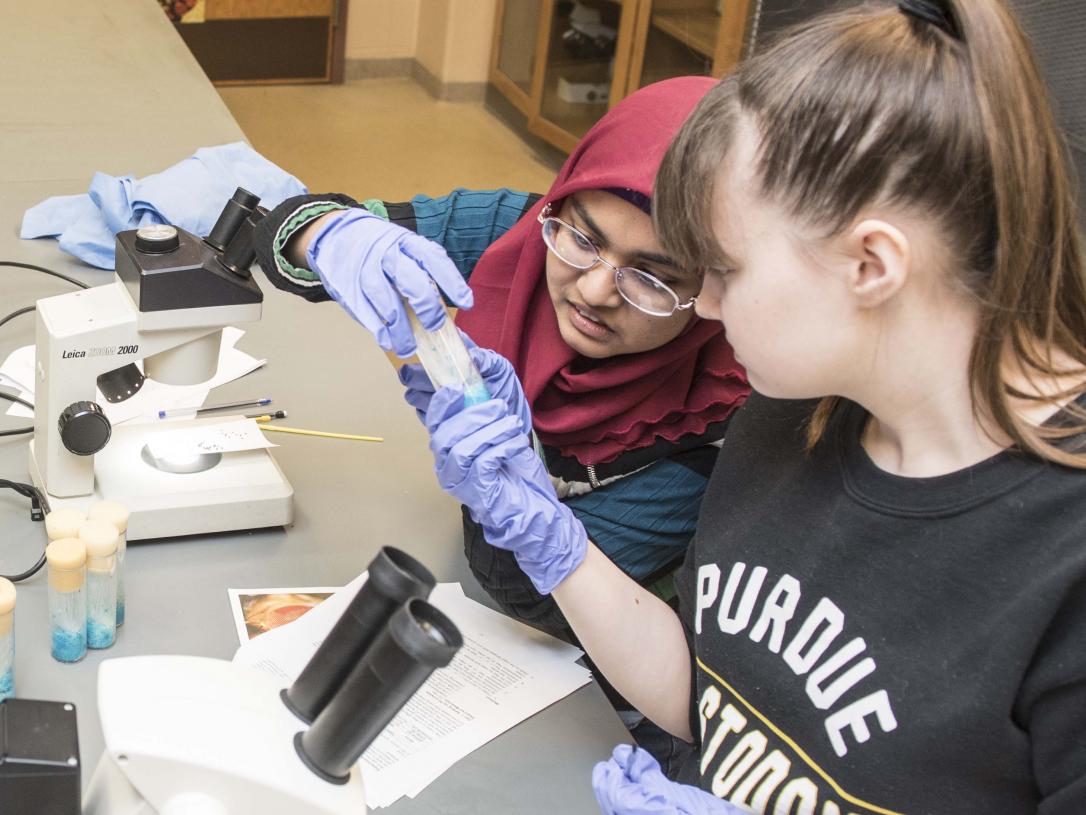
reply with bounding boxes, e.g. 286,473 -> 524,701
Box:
117,600 -> 125,627
51,627 -> 86,663
87,619 -> 115,650
462,382 -> 491,407
0,668 -> 13,700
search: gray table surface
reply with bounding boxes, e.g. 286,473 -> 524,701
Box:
0,2 -> 628,811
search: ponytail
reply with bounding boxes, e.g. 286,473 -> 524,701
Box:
950,0 -> 1086,465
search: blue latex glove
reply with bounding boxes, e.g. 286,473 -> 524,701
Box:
593,745 -> 743,815
307,209 -> 474,357
399,337 -> 532,432
425,388 -> 587,594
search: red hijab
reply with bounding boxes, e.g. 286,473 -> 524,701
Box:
457,77 -> 748,466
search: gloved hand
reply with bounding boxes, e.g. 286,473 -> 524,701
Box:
307,209 -> 474,356
425,388 -> 586,594
399,335 -> 532,433
593,745 -> 743,815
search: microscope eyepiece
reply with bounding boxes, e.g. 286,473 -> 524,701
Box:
295,598 -> 462,783
205,187 -> 260,252
218,206 -> 268,279
282,547 -> 435,724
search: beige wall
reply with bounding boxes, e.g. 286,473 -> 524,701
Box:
442,0 -> 497,83
415,0 -> 451,78
348,0 -> 496,84
346,0 -> 420,60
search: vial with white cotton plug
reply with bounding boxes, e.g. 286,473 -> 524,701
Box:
46,538 -> 87,663
79,520 -> 118,650
87,500 -> 130,627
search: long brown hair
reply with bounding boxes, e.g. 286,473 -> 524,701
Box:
655,0 -> 1086,466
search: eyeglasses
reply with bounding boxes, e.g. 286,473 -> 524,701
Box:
537,204 -> 697,318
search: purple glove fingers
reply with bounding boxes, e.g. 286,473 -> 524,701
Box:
423,384 -> 471,434
592,750 -> 673,815
399,363 -> 435,420
308,212 -> 410,352
468,347 -> 533,433
593,744 -> 749,815
399,234 -> 474,310
425,391 -> 516,462
351,239 -> 420,355
385,241 -> 450,333
618,745 -> 664,782
457,328 -> 478,350
307,209 -> 473,357
468,346 -> 509,379
435,415 -> 526,493
421,383 -> 586,595
398,362 -> 434,393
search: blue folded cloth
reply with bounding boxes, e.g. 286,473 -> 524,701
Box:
20,142 -> 308,269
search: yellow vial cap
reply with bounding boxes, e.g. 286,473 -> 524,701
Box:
79,520 -> 119,557
0,577 -> 13,636
46,538 -> 86,592
87,500 -> 130,534
45,507 -> 88,541
0,577 -> 15,615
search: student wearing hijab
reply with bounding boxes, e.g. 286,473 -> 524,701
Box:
253,78 -> 748,639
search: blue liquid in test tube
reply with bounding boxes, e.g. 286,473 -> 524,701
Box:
46,539 -> 87,664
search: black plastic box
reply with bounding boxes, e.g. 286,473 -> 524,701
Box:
0,699 -> 80,815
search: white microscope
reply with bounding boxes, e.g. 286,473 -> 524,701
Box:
27,189 -> 293,540
80,548 -> 460,815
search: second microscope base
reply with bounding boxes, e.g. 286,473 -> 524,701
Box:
83,656 -> 368,815
28,418 -> 294,541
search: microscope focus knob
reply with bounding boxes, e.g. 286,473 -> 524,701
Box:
59,401 -> 112,456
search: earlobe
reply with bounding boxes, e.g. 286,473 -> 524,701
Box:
846,219 -> 909,308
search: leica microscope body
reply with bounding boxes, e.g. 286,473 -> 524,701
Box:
28,192 -> 293,539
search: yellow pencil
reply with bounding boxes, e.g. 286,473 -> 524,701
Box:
253,416 -> 383,443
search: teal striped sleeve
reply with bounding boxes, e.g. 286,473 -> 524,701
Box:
408,188 -> 535,281
565,458 -> 708,581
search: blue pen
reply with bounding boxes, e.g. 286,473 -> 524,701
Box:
157,397 -> 272,419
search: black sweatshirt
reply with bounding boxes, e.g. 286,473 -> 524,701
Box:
675,393 -> 1086,814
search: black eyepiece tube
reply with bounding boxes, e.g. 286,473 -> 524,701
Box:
205,187 -> 260,251
219,205 -> 268,278
282,547 -> 436,724
295,599 -> 462,783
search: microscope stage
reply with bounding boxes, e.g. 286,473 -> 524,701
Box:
29,418 -> 293,541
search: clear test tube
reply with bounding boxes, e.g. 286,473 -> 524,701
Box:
46,539 -> 87,663
405,304 -> 491,407
0,578 -> 15,700
87,501 -> 130,626
44,507 -> 87,543
79,521 -> 118,650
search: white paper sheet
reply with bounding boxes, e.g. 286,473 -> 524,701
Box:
144,418 -> 275,460
232,576 -> 591,808
3,326 -> 265,423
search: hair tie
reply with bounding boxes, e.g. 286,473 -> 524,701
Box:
898,0 -> 961,40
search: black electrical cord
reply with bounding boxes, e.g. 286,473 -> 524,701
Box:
0,260 -> 90,291
0,479 -> 49,582
0,262 -> 90,578
0,390 -> 34,437
0,305 -> 35,332
0,260 -> 89,437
